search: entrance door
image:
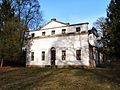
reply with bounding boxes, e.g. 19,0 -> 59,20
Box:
51,47 -> 56,66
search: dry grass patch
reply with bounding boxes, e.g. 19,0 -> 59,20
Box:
0,67 -> 120,90
33,68 -> 120,90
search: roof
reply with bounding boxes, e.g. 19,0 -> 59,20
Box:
30,18 -> 89,32
88,27 -> 98,37
40,18 -> 69,29
70,22 -> 89,26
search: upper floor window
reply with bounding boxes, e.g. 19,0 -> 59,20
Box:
31,52 -> 34,61
62,50 -> 66,60
76,50 -> 81,60
76,27 -> 81,32
42,51 -> 45,61
31,33 -> 35,37
62,29 -> 66,34
42,32 -> 45,36
51,30 -> 55,35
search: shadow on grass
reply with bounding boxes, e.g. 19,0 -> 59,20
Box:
0,68 -> 62,90
74,68 -> 120,86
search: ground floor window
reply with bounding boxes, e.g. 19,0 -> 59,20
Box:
42,51 -> 45,60
76,50 -> 81,60
31,52 -> 34,61
62,50 -> 66,60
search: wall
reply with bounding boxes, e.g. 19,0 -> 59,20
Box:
26,21 -> 90,66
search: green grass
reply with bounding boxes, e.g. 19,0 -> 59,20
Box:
0,67 -> 120,90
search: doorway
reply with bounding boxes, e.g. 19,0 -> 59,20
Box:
51,47 -> 56,66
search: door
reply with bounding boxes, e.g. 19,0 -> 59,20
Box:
51,47 -> 56,66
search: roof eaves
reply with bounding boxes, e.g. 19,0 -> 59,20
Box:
70,22 -> 89,26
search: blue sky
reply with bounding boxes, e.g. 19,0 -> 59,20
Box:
40,0 -> 111,28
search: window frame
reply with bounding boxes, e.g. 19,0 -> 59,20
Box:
51,30 -> 55,35
76,50 -> 81,60
76,27 -> 81,32
42,51 -> 45,61
31,52 -> 34,61
42,32 -> 45,36
62,29 -> 66,34
31,33 -> 35,37
62,50 -> 66,60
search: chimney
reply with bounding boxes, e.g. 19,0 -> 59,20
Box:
51,18 -> 56,21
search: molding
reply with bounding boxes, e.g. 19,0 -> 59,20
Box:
30,26 -> 68,32
70,22 -> 89,26
30,22 -> 89,32
31,32 -> 88,40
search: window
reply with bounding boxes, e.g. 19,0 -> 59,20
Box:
31,52 -> 34,61
62,50 -> 66,60
62,29 -> 66,34
76,50 -> 81,60
42,51 -> 45,60
31,33 -> 35,37
42,32 -> 45,36
76,27 -> 81,32
51,30 -> 55,35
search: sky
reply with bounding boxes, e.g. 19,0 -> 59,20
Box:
40,0 -> 111,29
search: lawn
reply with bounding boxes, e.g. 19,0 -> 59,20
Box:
0,67 -> 120,90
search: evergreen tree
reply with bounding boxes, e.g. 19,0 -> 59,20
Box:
0,0 -> 26,67
106,0 -> 120,60
0,0 -> 42,67
0,0 -> 15,67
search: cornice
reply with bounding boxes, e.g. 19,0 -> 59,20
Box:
31,31 -> 88,40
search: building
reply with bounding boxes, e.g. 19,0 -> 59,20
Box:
26,18 -> 98,68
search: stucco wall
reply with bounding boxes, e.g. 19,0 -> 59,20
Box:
26,20 -> 90,66
26,34 -> 89,66
30,24 -> 88,38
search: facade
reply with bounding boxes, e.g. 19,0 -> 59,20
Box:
26,18 -> 98,68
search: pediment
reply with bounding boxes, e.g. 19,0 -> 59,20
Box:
41,20 -> 68,30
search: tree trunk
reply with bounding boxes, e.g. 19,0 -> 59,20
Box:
0,58 -> 3,67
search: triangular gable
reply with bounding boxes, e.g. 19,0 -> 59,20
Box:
41,19 -> 69,30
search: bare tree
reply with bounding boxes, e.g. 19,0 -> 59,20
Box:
93,17 -> 107,45
93,17 -> 106,31
11,0 -> 43,30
